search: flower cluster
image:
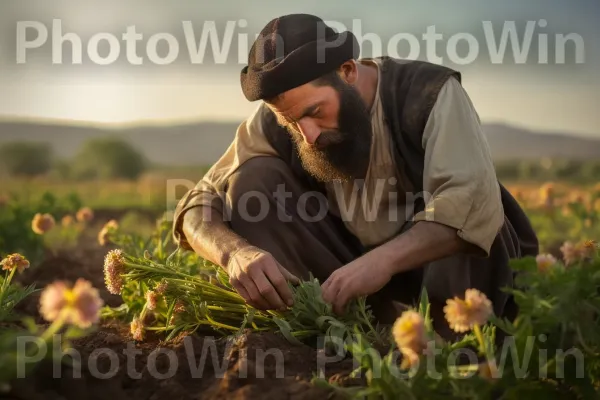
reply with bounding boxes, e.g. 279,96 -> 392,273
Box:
443,289 -> 493,333
39,278 -> 104,328
560,240 -> 598,265
103,249 -> 125,295
1,253 -> 30,273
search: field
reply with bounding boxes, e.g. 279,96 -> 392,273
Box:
1,178 -> 600,399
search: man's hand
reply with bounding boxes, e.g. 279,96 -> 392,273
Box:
322,221 -> 472,315
227,246 -> 300,311
321,254 -> 393,315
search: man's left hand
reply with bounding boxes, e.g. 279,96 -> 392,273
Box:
321,255 -> 393,315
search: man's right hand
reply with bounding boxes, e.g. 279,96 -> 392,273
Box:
227,246 -> 300,311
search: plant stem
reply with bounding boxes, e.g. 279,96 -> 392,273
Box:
204,314 -> 240,331
0,267 -> 18,309
473,324 -> 486,356
41,312 -> 68,342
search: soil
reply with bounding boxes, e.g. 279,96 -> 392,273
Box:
5,211 -> 360,400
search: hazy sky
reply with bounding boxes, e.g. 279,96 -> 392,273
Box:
0,0 -> 598,137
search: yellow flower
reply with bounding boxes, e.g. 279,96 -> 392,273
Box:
392,310 -> 428,369
76,207 -> 94,223
444,289 -> 493,333
31,213 -> 55,234
39,278 -> 104,329
1,253 -> 30,273
582,240 -> 598,259
105,219 -> 119,230
535,253 -> 557,273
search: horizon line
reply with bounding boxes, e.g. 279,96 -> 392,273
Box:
0,114 -> 597,139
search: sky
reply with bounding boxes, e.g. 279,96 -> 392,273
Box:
0,0 -> 598,137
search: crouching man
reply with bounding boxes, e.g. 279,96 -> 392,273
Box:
172,14 -> 539,339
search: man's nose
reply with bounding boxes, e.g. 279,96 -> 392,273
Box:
296,120 -> 321,145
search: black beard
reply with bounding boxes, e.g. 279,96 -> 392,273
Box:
288,83 -> 373,183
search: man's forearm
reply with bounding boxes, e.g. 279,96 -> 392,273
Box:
181,205 -> 250,270
377,221 -> 476,276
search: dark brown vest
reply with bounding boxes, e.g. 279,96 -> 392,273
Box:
261,56 -> 538,257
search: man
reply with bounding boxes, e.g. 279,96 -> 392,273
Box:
172,14 -> 539,338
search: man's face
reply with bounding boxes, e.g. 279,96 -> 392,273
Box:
267,75 -> 372,183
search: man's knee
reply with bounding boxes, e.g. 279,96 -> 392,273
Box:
227,156 -> 293,203
225,156 -> 299,223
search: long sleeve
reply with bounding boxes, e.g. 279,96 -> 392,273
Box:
413,77 -> 504,256
172,103 -> 278,249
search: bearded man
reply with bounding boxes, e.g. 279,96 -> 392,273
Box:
172,14 -> 539,338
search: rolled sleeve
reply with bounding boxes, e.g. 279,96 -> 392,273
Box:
172,103 -> 278,249
413,77 -> 503,256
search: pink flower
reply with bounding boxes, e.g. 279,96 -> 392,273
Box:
39,281 -> 68,322
76,207 -> 94,223
39,279 -> 104,328
97,220 -> 118,246
130,316 -> 145,341
103,249 -> 125,295
1,253 -> 30,273
444,289 -> 493,333
173,300 -> 186,314
536,254 -> 557,273
155,281 -> 168,295
560,241 -> 579,265
32,213 -> 55,234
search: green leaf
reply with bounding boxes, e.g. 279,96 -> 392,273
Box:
273,317 -> 303,345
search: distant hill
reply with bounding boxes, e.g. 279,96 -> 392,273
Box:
483,123 -> 600,161
0,119 -> 598,166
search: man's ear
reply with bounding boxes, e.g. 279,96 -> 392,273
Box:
338,60 -> 358,85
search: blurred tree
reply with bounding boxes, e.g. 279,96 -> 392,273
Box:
0,142 -> 53,177
72,137 -> 146,180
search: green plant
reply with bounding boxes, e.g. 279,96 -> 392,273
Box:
0,254 -> 36,323
72,137 -> 146,180
0,192 -> 82,266
1,278 -> 103,390
0,142 -> 52,177
315,242 -> 600,399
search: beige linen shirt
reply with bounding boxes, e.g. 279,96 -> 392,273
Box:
174,59 -> 503,255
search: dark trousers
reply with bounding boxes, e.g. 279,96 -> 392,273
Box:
224,156 -> 522,340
